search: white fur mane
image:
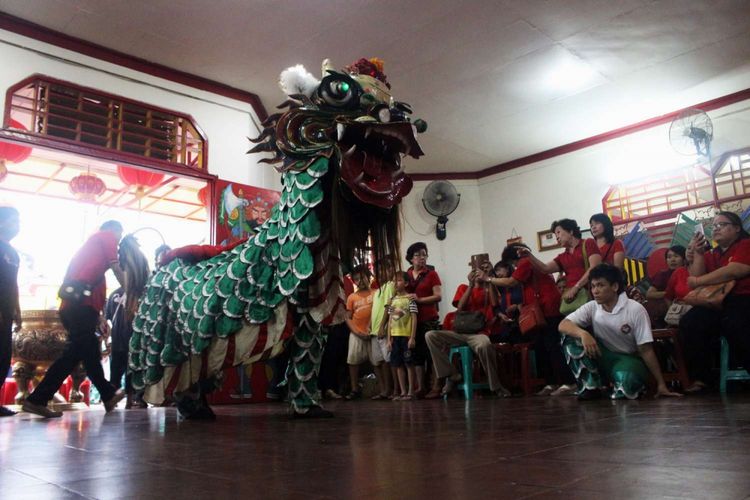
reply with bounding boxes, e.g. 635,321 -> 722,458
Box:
278,65 -> 320,98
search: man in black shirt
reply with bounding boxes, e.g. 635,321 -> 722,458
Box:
0,207 -> 21,417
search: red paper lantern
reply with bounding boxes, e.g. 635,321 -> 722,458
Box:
117,165 -> 165,198
0,119 -> 33,180
69,173 -> 106,202
197,186 -> 209,206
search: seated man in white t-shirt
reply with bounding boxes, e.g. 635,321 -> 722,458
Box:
559,264 -> 683,400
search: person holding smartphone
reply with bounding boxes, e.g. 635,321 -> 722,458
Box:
679,211 -> 750,393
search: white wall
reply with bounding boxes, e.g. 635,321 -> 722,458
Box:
400,180 -> 485,315
0,29 -> 281,191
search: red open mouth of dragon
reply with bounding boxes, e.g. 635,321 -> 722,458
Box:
336,120 -> 423,209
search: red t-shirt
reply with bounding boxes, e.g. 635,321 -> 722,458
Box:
598,239 -> 624,265
512,258 -> 562,318
63,230 -> 119,311
553,238 -> 600,286
651,269 -> 673,291
407,267 -> 441,322
665,267 -> 690,301
704,238 -> 750,295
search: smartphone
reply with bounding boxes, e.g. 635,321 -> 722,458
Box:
694,224 -> 705,237
470,253 -> 489,270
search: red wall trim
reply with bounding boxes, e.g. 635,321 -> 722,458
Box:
0,12 -> 268,121
411,87 -> 750,182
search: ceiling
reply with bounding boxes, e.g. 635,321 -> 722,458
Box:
2,0 -> 750,174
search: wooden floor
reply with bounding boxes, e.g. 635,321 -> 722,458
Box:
2,393 -> 750,499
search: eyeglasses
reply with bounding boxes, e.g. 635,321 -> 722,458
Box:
712,222 -> 736,230
413,252 -> 428,258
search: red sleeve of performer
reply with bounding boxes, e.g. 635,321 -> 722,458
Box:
160,238 -> 248,266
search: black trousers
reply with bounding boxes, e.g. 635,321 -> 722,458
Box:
28,305 -> 116,405
109,350 -> 132,393
0,317 -> 12,395
318,324 -> 349,393
535,316 -> 576,386
679,294 -> 750,384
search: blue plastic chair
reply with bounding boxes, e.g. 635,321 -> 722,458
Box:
719,336 -> 750,393
448,345 -> 489,400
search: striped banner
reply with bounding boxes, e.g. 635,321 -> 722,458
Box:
623,257 -> 646,286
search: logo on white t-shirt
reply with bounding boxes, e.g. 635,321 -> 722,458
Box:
620,324 -> 632,334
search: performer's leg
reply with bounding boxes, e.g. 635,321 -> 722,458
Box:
26,307 -> 92,406
561,335 -> 603,393
599,345 -> 649,399
287,314 -> 331,417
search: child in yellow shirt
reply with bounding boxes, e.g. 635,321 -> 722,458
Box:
388,272 -> 418,400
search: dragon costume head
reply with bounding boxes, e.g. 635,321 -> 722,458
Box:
249,57 -> 426,283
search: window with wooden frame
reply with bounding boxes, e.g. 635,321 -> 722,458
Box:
5,75 -> 206,172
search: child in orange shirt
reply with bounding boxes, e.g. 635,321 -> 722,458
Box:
344,265 -> 376,399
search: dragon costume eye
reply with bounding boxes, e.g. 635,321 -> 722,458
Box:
318,73 -> 360,108
371,105 -> 391,123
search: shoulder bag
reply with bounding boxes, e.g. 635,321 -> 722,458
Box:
519,271 -> 547,335
664,302 -> 692,326
682,280 -> 735,309
453,286 -> 489,335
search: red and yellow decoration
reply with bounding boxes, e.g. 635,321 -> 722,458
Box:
117,165 -> 165,198
0,118 -> 33,182
69,172 -> 106,202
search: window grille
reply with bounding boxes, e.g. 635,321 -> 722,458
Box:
6,76 -> 206,170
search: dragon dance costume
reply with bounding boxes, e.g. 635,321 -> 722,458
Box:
127,58 -> 426,417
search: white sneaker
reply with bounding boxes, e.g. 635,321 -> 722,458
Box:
550,384 -> 577,396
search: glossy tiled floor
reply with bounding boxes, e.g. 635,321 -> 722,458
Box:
2,394 -> 750,499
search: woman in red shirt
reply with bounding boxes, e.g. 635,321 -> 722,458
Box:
680,211 -> 750,392
520,219 -> 602,309
405,242 -> 442,397
646,245 -> 687,301
590,213 -> 625,270
485,243 -> 575,395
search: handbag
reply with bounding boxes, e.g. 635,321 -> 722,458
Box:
664,302 -> 692,326
58,280 -> 95,304
682,280 -> 735,309
519,271 -> 547,335
559,287 -> 590,316
453,310 -> 487,334
559,241 -> 590,316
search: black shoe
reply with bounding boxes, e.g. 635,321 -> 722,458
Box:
291,406 -> 334,419
577,388 -> 603,401
344,390 -> 362,400
0,406 -> 17,417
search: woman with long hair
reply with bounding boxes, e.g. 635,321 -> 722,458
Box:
679,211 -> 750,393
589,213 -> 625,270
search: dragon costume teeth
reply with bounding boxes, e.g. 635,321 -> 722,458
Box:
126,58 -> 426,417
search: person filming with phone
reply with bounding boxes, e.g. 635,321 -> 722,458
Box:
425,254 -> 511,398
678,211 -> 750,393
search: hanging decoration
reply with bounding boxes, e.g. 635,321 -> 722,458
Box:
117,165 -> 165,199
0,118 -> 33,182
69,171 -> 106,202
197,185 -> 209,207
